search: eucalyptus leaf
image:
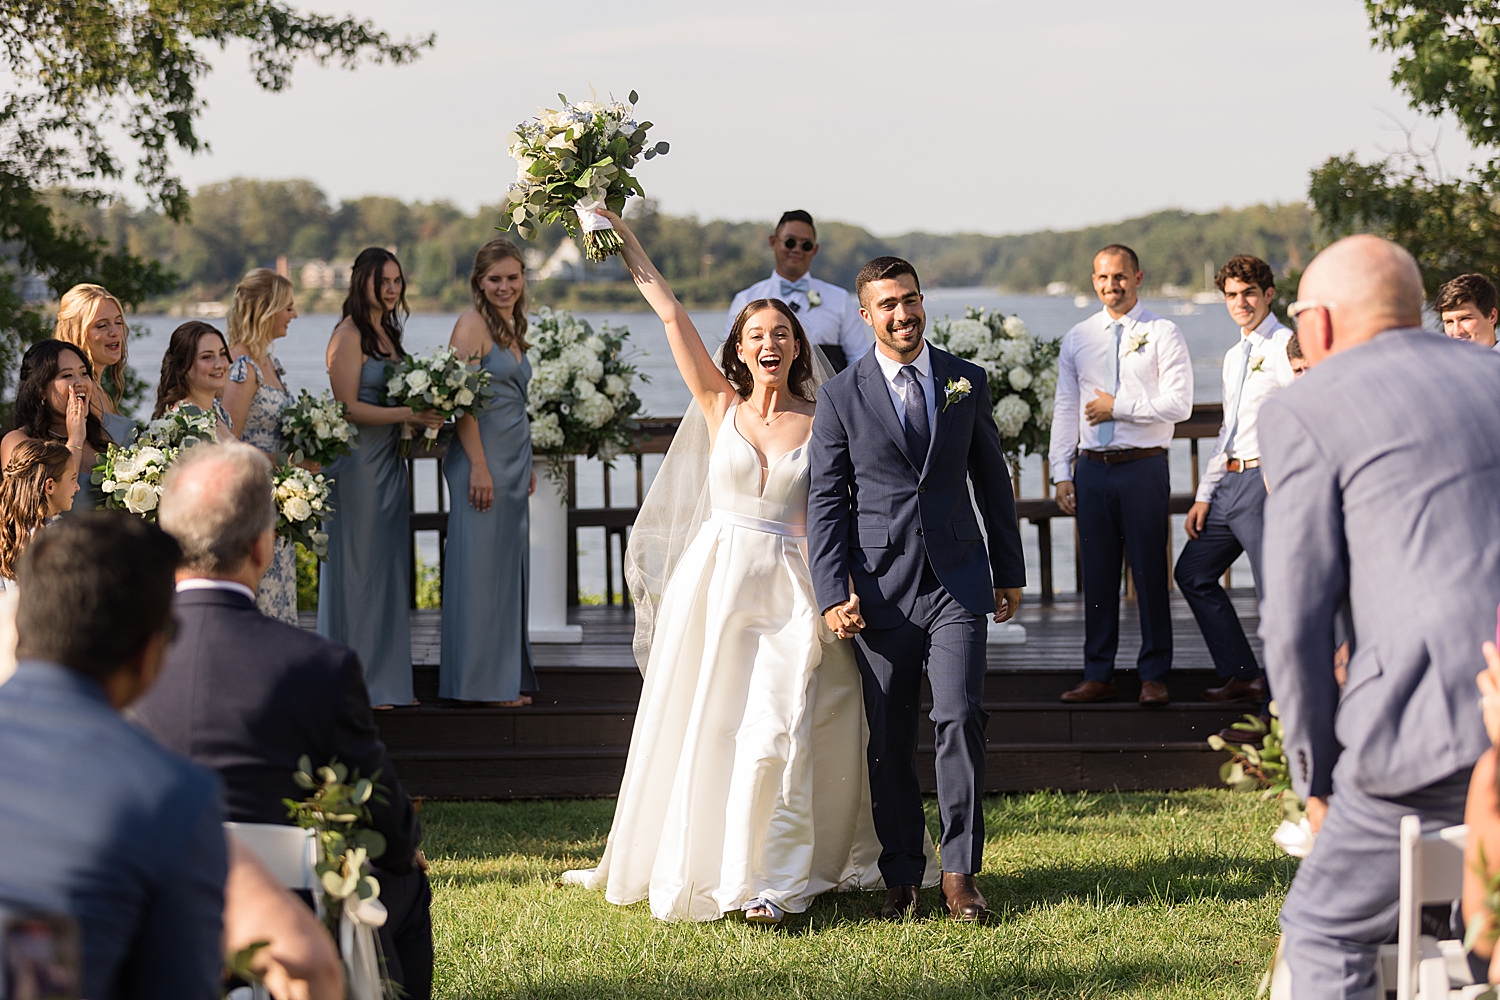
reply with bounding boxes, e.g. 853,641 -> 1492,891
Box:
628,89 -> 638,104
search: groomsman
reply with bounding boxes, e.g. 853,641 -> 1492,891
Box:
1049,245 -> 1193,705
1436,273 -> 1500,350
1174,255 -> 1294,721
727,209 -> 870,371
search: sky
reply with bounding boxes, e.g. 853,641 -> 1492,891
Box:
149,0 -> 1478,237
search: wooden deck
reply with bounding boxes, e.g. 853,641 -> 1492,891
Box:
308,589 -> 1262,799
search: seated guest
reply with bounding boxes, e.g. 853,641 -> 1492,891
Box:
1,340 -> 109,509
224,836 -> 344,1000
131,441 -> 432,1000
0,440 -> 79,588
726,210 -> 870,371
0,514 -> 227,1000
153,320 -> 238,439
1463,633 -> 1500,983
1437,273 -> 1500,350
1285,331 -> 1308,377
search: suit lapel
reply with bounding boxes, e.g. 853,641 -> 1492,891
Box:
856,350 -> 920,471
923,347 -> 958,477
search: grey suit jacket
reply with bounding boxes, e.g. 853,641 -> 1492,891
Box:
1258,328 -> 1500,800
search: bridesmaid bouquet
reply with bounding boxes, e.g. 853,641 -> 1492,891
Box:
273,465 -> 333,559
384,347 -> 496,457
280,390 -> 358,467
141,404 -> 219,449
927,308 -> 1060,460
527,306 -> 644,471
503,90 -> 669,260
94,404 -> 220,518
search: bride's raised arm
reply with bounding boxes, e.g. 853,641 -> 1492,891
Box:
601,210 -> 736,426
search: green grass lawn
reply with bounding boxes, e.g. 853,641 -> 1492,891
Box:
421,789 -> 1294,999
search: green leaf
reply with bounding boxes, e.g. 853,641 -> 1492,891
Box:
557,92 -> 568,105
628,89 -> 638,104
654,141 -> 670,155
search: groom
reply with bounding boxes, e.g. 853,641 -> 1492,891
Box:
808,256 -> 1026,921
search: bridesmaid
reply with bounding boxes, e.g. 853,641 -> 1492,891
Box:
0,342 -> 98,506
223,269 -> 303,624
153,321 -> 237,440
320,248 -> 442,709
441,239 -> 538,706
52,283 -> 137,449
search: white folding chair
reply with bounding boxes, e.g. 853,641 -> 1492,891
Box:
1378,817 -> 1479,1000
223,822 -> 321,1000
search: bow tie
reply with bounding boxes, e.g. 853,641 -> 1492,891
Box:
779,277 -> 810,298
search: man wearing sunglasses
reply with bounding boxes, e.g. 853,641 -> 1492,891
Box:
726,209 -> 870,372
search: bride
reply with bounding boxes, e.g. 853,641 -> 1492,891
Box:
563,212 -> 935,923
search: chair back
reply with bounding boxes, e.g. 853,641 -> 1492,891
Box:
1396,816 -> 1469,1000
224,821 -> 319,892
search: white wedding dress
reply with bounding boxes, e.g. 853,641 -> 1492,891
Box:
564,401 -> 935,921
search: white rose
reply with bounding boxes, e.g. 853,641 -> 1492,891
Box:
404,369 -> 431,393
312,420 -> 330,439
455,387 -> 475,407
1002,315 -> 1030,338
124,481 -> 159,514
112,454 -> 142,480
136,446 -> 166,468
284,496 -> 312,522
100,479 -> 117,494
1008,367 -> 1033,390
387,375 -> 404,395
604,374 -> 627,399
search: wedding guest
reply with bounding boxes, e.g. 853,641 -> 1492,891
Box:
224,268 -> 301,624
320,248 -> 441,709
134,441 -> 432,998
52,283 -> 138,446
0,513 -> 226,1000
153,320 -> 237,440
1260,235 -> 1500,995
1175,255 -> 1293,724
1286,332 -> 1309,377
441,239 -> 538,706
1,340 -> 103,508
727,210 -> 870,372
1048,245 -> 1193,705
0,441 -> 79,588
1437,273 -> 1500,351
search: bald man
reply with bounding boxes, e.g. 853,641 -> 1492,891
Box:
1258,235 -> 1500,998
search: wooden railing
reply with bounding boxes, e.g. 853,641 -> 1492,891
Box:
404,405 -> 1226,607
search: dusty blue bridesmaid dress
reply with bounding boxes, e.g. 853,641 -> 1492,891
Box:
440,345 -> 537,702
317,357 -> 414,706
74,410 -> 138,512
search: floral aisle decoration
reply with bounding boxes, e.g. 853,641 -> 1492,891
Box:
1208,705 -> 1310,856
280,390 -> 358,467
927,308 -> 1060,461
93,404 -> 220,518
383,347 -> 496,457
273,466 -> 333,560
503,90 -> 669,260
526,306 -> 645,483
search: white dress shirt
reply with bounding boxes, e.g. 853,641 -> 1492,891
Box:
1195,314 -> 1296,504
176,577 -> 256,601
727,271 -> 871,362
871,341 -> 937,434
1048,302 -> 1194,483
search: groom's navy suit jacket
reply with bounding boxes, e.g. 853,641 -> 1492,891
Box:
808,345 -> 1026,629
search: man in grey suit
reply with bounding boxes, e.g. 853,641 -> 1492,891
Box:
1259,234 -> 1500,998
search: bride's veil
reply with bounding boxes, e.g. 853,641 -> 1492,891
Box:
624,339 -> 837,674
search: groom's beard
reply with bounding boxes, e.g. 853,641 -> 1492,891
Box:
878,315 -> 925,355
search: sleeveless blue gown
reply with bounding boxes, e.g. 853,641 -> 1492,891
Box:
440,345 -> 537,702
318,358 -> 414,706
74,411 -> 138,512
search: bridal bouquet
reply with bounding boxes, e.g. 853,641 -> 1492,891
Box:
273,465 -> 333,559
503,90 -> 669,260
527,306 -> 644,474
928,308 -> 1060,460
281,390 -> 358,467
94,404 -> 220,518
384,348 -> 495,457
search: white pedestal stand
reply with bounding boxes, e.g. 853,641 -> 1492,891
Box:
528,456 -> 583,644
987,621 -> 1028,645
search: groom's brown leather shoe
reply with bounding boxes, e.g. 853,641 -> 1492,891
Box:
880,885 -> 920,920
940,873 -> 989,922
1060,679 -> 1117,703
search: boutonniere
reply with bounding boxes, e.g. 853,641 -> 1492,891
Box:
1125,330 -> 1149,354
1248,353 -> 1266,375
806,289 -> 822,308
943,377 -> 972,412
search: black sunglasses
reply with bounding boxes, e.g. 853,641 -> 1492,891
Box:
781,238 -> 815,252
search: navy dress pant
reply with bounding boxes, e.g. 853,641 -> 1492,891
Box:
1174,467 -> 1266,682
1074,452 -> 1172,682
374,868 -> 433,1000
852,563 -> 987,886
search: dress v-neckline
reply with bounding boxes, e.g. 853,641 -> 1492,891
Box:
729,402 -> 810,498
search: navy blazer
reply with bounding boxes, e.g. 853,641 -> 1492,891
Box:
130,588 -> 421,873
0,661 -> 226,1000
808,345 -> 1026,629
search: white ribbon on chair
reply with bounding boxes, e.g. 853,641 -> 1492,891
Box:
339,894 -> 389,1000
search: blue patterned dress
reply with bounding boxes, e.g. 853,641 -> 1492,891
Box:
228,355 -> 299,624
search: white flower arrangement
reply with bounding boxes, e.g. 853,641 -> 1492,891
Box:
280,390 -> 358,467
93,404 -> 221,520
503,90 -> 669,261
384,347 -> 496,457
942,377 -> 972,412
526,307 -> 645,474
1125,329 -> 1150,354
928,308 -> 1061,460
273,465 -> 332,560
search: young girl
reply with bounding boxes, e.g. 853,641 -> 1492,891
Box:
0,440 -> 80,587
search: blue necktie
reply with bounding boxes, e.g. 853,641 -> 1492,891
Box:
1221,338 -> 1252,458
901,365 -> 930,465
1097,321 -> 1122,446
779,276 -> 810,298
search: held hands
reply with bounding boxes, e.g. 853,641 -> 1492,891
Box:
1184,502 -> 1210,539
409,408 -> 446,431
994,588 -> 1022,623
469,465 -> 494,512
1054,481 -> 1076,515
823,592 -> 865,639
65,390 -> 88,448
1084,390 -> 1115,425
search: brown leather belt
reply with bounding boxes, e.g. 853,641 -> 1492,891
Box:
1079,447 -> 1167,465
1225,458 -> 1260,472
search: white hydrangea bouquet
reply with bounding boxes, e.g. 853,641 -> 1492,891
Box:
384,347 -> 495,457
928,308 -> 1060,460
503,90 -> 669,261
93,404 -> 220,518
527,306 -> 644,477
273,465 -> 332,559
280,390 -> 358,467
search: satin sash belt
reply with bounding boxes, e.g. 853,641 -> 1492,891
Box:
710,508 -> 807,537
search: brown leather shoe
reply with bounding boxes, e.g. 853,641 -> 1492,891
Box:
1203,677 -> 1266,704
940,873 -> 989,922
1060,679 -> 1117,703
880,885 -> 919,920
1139,681 -> 1170,706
